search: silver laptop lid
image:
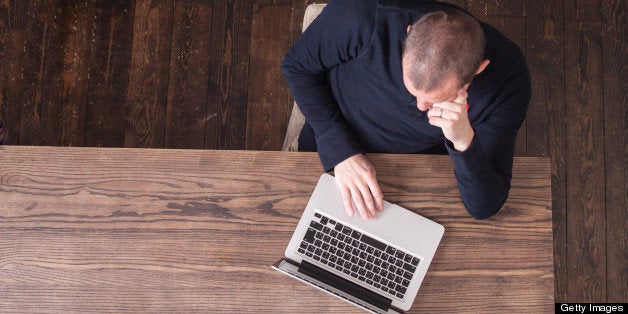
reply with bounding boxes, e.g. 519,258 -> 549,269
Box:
281,174 -> 444,312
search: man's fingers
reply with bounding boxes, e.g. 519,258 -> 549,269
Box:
368,180 -> 384,212
349,186 -> 370,220
454,88 -> 468,104
356,183 -> 377,219
340,184 -> 354,216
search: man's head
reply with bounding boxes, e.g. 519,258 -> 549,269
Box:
402,9 -> 488,110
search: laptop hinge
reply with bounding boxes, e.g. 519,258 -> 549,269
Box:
298,260 -> 393,311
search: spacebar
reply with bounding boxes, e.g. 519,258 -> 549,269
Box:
298,260 -> 392,311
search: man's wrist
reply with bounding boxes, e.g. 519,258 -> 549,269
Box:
452,131 -> 475,152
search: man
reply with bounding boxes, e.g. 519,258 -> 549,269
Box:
282,0 -> 531,220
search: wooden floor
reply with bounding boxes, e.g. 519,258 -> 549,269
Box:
0,0 -> 625,303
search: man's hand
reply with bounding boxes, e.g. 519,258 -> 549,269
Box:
334,154 -> 384,220
428,88 -> 474,151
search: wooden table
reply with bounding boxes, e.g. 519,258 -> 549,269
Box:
0,146 -> 553,313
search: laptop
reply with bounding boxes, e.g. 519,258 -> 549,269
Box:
272,173 -> 445,313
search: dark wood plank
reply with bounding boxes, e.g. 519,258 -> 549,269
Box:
524,0 -> 567,302
565,19 -> 606,302
565,0 -> 601,21
245,3 -> 292,150
58,1 -> 94,147
19,0 -> 66,146
0,28 -> 23,145
289,0 -> 318,46
84,1 -> 134,148
124,0 -> 174,148
206,0 -> 252,149
601,0 -> 627,302
487,0 -> 525,16
164,2 -> 212,149
0,0 -> 28,28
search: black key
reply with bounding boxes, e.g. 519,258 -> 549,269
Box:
358,260 -> 366,267
300,241 -> 308,249
382,262 -> 390,270
374,283 -> 381,289
366,279 -> 373,285
338,242 -> 345,250
374,258 -> 382,266
322,252 -> 330,259
381,287 -> 388,293
330,239 -> 338,247
373,266 -> 381,274
314,240 -> 322,247
359,243 -> 367,251
336,265 -> 343,271
352,248 -> 360,256
365,263 -> 373,271
304,228 -> 316,243
351,272 -> 358,278
313,255 -> 320,261
343,252 -> 351,260
336,250 -> 343,257
310,221 -> 323,230
412,257 -> 420,266
359,251 -> 367,259
404,255 -> 413,263
320,216 -> 328,225
381,278 -> 389,286
314,213 -> 321,218
374,250 -> 382,258
396,293 -> 404,298
366,271 -> 374,279
403,263 -> 416,273
323,226 -> 331,234
321,259 -> 328,265
315,232 -> 323,240
315,248 -> 323,256
358,268 -> 366,276
361,234 -> 387,251
322,243 -> 330,251
344,237 -> 352,244
323,235 -> 331,243
388,255 -> 396,263
351,230 -> 362,239
343,269 -> 351,275
382,253 -> 390,261
329,219 -> 336,225
298,248 -> 305,254
329,247 -> 337,254
395,250 -> 405,260
381,270 -> 388,277
387,272 -> 396,281
386,247 -> 396,255
337,260 -> 344,267
352,239 -> 360,247
344,246 -> 352,253
330,230 -> 338,238
342,226 -> 352,235
366,255 -> 374,263
337,234 -> 345,241
329,263 -> 335,268
402,279 -> 410,287
306,252 -> 313,257
396,286 -> 407,294
373,275 -> 381,283
351,256 -> 359,264
358,276 -> 365,281
403,271 -> 413,280
394,276 -> 402,284
330,255 -> 337,263
395,259 -> 404,267
388,264 -> 396,272
307,245 -> 315,252
396,268 -> 405,276
366,246 -> 374,254
387,281 -> 396,289
345,262 -> 353,269
335,223 -> 343,232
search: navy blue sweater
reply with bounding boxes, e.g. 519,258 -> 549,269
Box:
282,0 -> 531,219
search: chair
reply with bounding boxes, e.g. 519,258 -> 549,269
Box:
281,3 -> 327,151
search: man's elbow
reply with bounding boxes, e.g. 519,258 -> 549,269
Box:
464,194 -> 508,220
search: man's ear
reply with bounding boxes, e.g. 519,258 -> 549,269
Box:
407,25 -> 412,33
476,59 -> 490,74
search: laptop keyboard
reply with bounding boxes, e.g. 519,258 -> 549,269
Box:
298,212 -> 421,300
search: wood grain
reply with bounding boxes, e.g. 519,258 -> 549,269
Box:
19,0 -> 65,146
565,0 -> 601,21
245,3 -> 293,150
164,2 -> 212,149
83,1 -> 134,148
565,19 -> 605,302
58,1 -> 93,147
0,0 -> 27,28
124,0 -> 174,148
0,146 -> 553,312
524,0 -> 567,302
601,0 -> 627,302
206,0 -> 252,150
0,27 -> 23,145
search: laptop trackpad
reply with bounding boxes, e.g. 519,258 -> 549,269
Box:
347,202 -> 402,240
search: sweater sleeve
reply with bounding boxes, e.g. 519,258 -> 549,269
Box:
281,0 -> 377,171
446,62 -> 531,219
